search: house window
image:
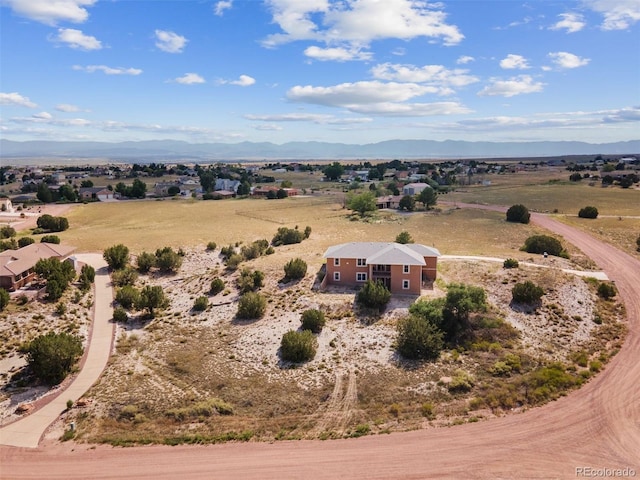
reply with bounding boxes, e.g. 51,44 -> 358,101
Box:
356,272 -> 367,282
357,258 -> 367,267
334,258 -> 340,266
402,280 -> 410,290
403,265 -> 410,274
334,272 -> 341,281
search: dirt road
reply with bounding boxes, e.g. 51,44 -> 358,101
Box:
1,208 -> 638,479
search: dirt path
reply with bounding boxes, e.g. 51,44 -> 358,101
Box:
1,207 -> 639,478
0,254 -> 114,448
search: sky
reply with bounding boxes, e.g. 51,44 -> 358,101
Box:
0,0 -> 639,146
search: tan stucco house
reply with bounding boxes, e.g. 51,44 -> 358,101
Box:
323,242 -> 440,295
0,242 -> 76,291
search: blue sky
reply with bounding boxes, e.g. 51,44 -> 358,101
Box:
1,0 -> 639,145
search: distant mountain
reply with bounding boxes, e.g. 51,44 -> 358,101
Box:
1,138 -> 638,161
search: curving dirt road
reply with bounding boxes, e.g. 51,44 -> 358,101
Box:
1,209 -> 639,479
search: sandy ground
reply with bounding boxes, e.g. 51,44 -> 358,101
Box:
1,205 -> 639,478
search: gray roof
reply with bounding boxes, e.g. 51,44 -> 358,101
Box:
324,242 -> 440,266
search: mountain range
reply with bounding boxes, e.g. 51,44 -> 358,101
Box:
1,139 -> 638,162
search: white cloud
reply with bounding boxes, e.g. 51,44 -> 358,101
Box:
154,30 -> 188,53
478,75 -> 544,97
550,13 -> 586,33
548,51 -> 590,69
304,45 -> 372,62
245,112 -> 372,124
53,28 -> 102,50
0,92 -> 37,108
55,103 -> 80,112
73,65 -> 142,75
1,0 -> 96,25
345,102 -> 472,116
456,55 -> 475,65
262,0 -> 463,56
287,81 -> 435,106
391,47 -> 406,56
370,63 -> 479,91
174,73 -> 205,85
32,111 -> 52,120
218,75 -> 256,86
583,0 -> 640,30
500,54 -> 530,70
253,124 -> 283,131
214,0 -> 233,16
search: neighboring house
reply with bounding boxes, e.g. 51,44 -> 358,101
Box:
0,198 -> 13,213
376,195 -> 403,209
0,242 -> 76,291
323,242 -> 440,295
215,179 -> 240,193
78,187 -> 114,201
402,183 -> 431,196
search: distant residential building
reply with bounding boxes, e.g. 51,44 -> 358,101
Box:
376,195 -> 403,209
214,179 -> 240,193
402,183 -> 431,196
79,187 -> 114,201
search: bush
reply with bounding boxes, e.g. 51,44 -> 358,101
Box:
396,315 -> 444,360
303,226 -> 312,239
395,231 -> 414,244
210,277 -> 225,295
301,309 -> 326,333
578,206 -> 599,219
136,285 -> 168,317
280,330 -> 317,362
113,306 -> 128,323
283,258 -> 307,281
271,227 -> 305,246
237,292 -> 266,319
111,267 -> 138,287
155,247 -> 182,273
41,235 -> 60,244
0,226 -> 16,238
136,252 -> 156,273
116,285 -> 140,309
522,235 -> 566,257
448,369 -> 475,393
506,204 -> 530,224
0,288 -> 9,311
193,296 -> 209,312
597,282 -> 616,300
36,214 -> 69,232
206,241 -> 217,251
357,280 -> 391,311
18,236 -> 35,248
103,244 -> 130,270
512,281 -> 544,304
226,253 -> 243,271
237,268 -> 264,293
503,258 -> 519,268
22,332 -> 83,385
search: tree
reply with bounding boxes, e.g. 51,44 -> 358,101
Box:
136,251 -> 156,273
116,285 -> 140,309
111,267 -> 138,287
395,231 -> 414,244
0,226 -> 16,239
155,247 -> 182,273
237,292 -> 267,319
23,332 -> 83,385
522,235 -> 565,257
441,284 -> 487,341
569,172 -> 583,182
0,288 -> 9,311
37,183 -> 53,203
237,268 -> 264,293
103,244 -> 130,270
78,264 -> 95,291
130,178 -> 147,198
80,180 -> 94,188
347,191 -> 377,217
301,309 -> 326,334
396,315 -> 444,360
167,185 -> 181,196
418,186 -> 437,210
323,162 -> 344,181
283,258 -> 307,281
35,258 -> 75,302
36,214 -> 69,232
357,280 -> 391,311
276,188 -> 288,199
18,237 -> 35,248
236,181 -> 251,196
399,195 -> 416,211
506,204 -> 530,224
280,330 -> 317,363
512,281 -> 544,304
578,206 -> 599,219
58,184 -> 76,202
271,227 -> 304,246
136,285 -> 168,317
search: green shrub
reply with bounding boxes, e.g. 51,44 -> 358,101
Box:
395,231 -> 414,244
103,244 -> 129,270
226,253 -> 243,271
237,292 -> 266,319
206,241 -> 217,251
18,236 -> 35,248
301,309 -> 325,333
0,225 -> 16,239
522,235 -> 566,257
136,252 -> 156,273
116,285 -> 140,309
111,267 -> 138,287
597,282 -> 616,300
448,369 -> 475,393
357,280 -> 391,311
113,306 -> 128,323
506,204 -> 530,224
193,296 -> 208,312
280,330 -> 317,362
0,288 -> 9,311
41,235 -> 60,244
155,247 -> 182,273
578,206 -> 599,219
210,277 -> 225,295
512,281 -> 544,304
283,258 -> 307,281
503,258 -> 519,268
396,315 -> 444,360
271,227 -> 305,246
22,332 -> 83,385
237,269 -> 264,293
